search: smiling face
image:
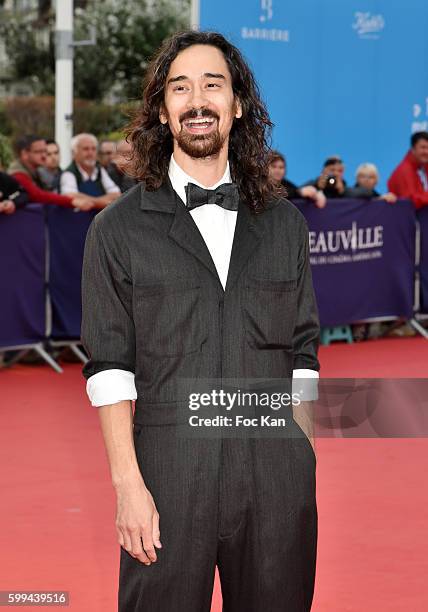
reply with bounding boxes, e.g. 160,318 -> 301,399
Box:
160,44 -> 242,159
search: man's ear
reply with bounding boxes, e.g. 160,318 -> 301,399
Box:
234,97 -> 243,119
159,104 -> 168,125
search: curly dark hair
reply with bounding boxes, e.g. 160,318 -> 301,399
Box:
124,30 -> 285,214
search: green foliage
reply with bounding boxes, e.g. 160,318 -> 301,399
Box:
0,134 -> 13,171
98,130 -> 128,142
2,97 -> 55,139
0,102 -> 12,136
0,0 -> 189,102
74,98 -> 131,135
0,96 -> 131,143
0,16 -> 56,95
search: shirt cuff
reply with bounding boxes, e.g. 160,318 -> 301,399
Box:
292,368 -> 319,401
86,369 -> 137,407
86,369 -> 319,405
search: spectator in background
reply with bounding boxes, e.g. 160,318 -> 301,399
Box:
98,139 -> 116,169
60,133 -> 120,210
37,139 -> 62,192
268,150 -> 326,208
388,131 -> 428,209
349,163 -> 397,203
8,135 -> 89,209
105,139 -> 137,193
303,156 -> 349,198
0,171 -> 29,214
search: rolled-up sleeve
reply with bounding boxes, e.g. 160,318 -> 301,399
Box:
292,217 -> 321,373
80,215 -> 136,404
86,369 -> 137,407
291,219 -> 320,402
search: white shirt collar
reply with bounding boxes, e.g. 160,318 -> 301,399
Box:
75,161 -> 98,182
168,154 -> 232,205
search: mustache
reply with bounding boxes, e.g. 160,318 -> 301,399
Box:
179,108 -> 220,123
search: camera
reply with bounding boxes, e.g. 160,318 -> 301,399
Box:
323,174 -> 339,197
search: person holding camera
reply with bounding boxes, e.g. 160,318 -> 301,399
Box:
303,156 -> 349,198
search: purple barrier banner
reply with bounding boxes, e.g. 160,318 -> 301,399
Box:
418,207 -> 428,314
46,207 -> 98,339
293,198 -> 415,327
0,204 -> 46,347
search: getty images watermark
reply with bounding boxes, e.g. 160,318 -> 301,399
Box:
187,387 -> 302,428
170,377 -> 428,440
171,377 -> 318,440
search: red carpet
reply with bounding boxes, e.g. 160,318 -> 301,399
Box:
1,336 -> 427,610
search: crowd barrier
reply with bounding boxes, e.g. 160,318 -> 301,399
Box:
47,207 -> 98,339
293,198 -> 417,325
0,204 -> 47,348
418,207 -> 428,313
0,198 -> 426,355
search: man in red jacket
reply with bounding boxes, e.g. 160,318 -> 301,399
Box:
8,135 -> 91,209
387,131 -> 428,209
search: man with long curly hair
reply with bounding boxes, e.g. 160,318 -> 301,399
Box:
81,30 -> 320,611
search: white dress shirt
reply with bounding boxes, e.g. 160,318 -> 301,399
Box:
61,163 -> 120,195
86,154 -> 319,407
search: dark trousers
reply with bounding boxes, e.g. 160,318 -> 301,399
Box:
119,421 -> 317,611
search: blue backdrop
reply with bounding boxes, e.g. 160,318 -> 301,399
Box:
200,0 -> 428,193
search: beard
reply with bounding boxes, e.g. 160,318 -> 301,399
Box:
176,128 -> 225,159
175,108 -> 226,159
84,158 -> 97,167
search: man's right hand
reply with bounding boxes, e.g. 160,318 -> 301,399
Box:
115,477 -> 162,565
94,400 -> 161,566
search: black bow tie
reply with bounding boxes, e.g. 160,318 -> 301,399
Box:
185,182 -> 239,212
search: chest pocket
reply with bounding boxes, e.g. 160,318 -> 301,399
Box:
133,279 -> 207,357
242,276 -> 298,350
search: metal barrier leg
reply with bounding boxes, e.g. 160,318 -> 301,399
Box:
1,349 -> 30,368
33,344 -> 63,373
409,318 -> 428,339
69,343 -> 89,364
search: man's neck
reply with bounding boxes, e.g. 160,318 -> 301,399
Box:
77,161 -> 97,176
172,143 -> 229,187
